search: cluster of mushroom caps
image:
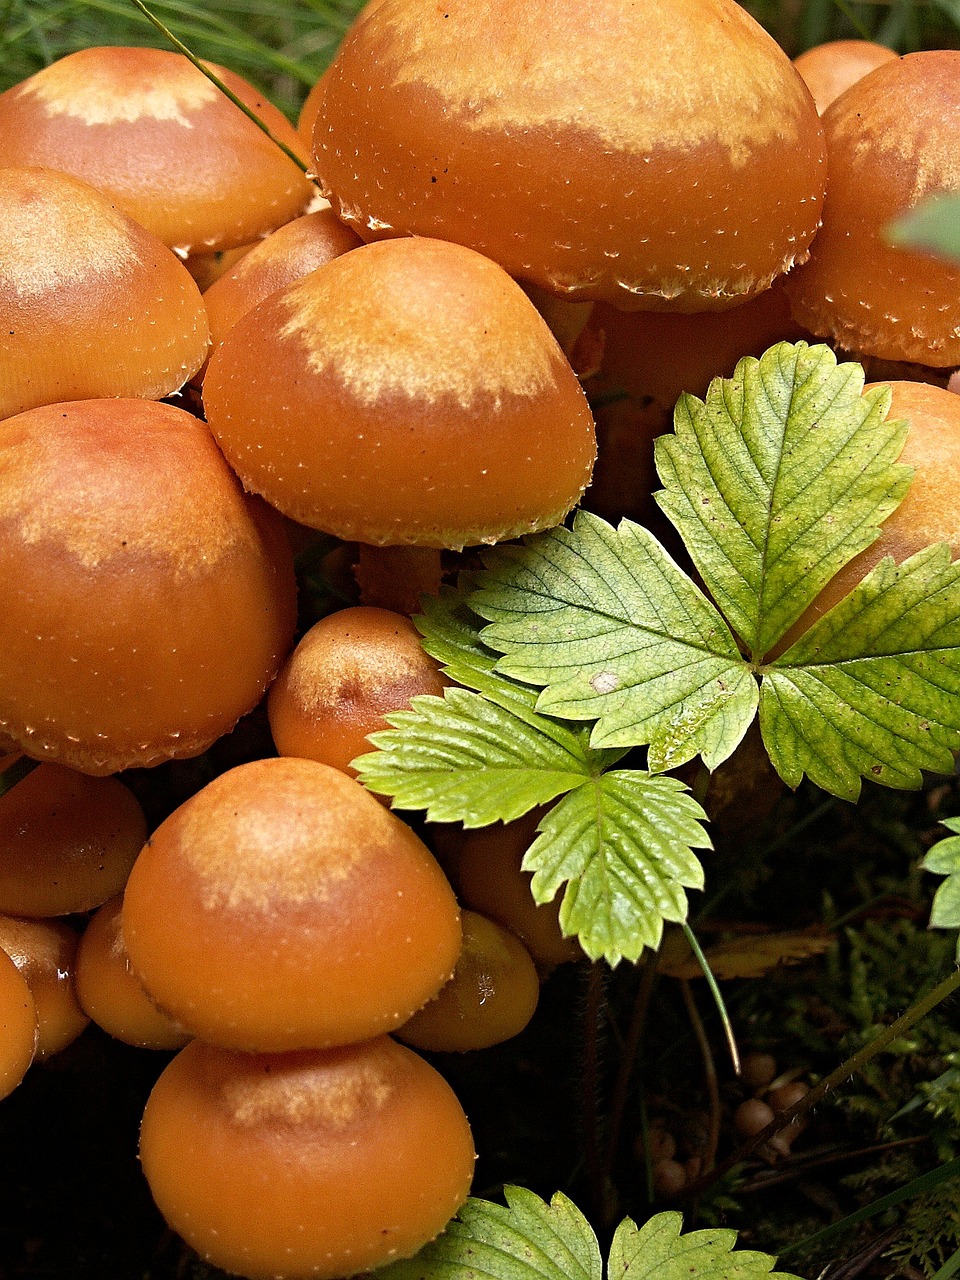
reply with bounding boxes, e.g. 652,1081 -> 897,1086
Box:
2,0 -> 960,1276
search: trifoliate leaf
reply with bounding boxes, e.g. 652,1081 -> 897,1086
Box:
608,1212 -> 799,1280
761,546 -> 960,799
655,341 -> 910,659
382,1192 -> 800,1280
922,817 -> 960,958
353,687 -> 591,826
525,773 -> 709,965
381,1188 -> 601,1280
473,511 -> 758,771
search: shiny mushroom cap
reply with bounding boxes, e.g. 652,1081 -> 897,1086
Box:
785,51 -> 960,366
203,236 -> 597,548
0,46 -> 313,252
0,166 -> 209,420
311,0 -> 825,311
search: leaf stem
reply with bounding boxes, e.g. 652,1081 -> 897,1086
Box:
680,979 -> 721,1173
127,0 -> 313,176
580,961 -> 607,1226
0,755 -> 39,799
684,962 -> 960,1200
681,922 -> 741,1075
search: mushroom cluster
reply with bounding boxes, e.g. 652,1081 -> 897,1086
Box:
3,2 -> 960,1277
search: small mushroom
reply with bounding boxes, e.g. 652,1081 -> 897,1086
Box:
793,39 -> 898,114
0,946 -> 38,1100
0,915 -> 89,1058
139,1035 -> 476,1280
122,757 -> 462,1051
0,47 -> 313,253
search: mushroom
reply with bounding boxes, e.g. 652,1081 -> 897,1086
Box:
0,166 -> 209,421
784,51 -> 960,366
398,910 -> 540,1053
202,236 -> 596,550
75,896 -> 190,1051
139,1035 -> 475,1280
121,757 -> 462,1051
0,915 -> 89,1058
792,39 -> 898,114
0,946 -> 38,1101
0,397 -> 296,774
201,207 -> 362,359
268,605 -> 448,776
0,764 -> 146,918
0,46 -> 313,254
309,0 -> 825,311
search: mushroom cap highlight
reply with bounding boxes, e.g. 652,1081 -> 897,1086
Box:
202,236 -> 597,548
311,0 -> 825,310
0,46 -> 313,252
0,398 -> 296,774
140,1036 -> 475,1280
784,51 -> 960,365
0,166 -> 209,421
122,757 -> 462,1051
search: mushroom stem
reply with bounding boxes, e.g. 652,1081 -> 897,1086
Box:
355,545 -> 443,616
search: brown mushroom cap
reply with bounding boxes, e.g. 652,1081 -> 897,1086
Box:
0,764 -> 146,917
0,166 -> 209,421
792,39 -> 898,114
202,208 -> 362,355
203,235 -> 596,548
140,1036 -> 475,1280
0,47 -> 313,252
0,398 -> 296,774
268,606 -> 448,776
311,0 -> 825,311
0,915 -> 89,1058
122,757 -> 462,1051
0,946 -> 38,1100
785,51 -> 960,365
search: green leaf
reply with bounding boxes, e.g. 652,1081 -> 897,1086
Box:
656,341 -> 910,659
608,1213 -> 799,1280
923,818 -> 960,957
760,546 -> 960,799
380,1188 -> 602,1280
381,1191 -> 800,1280
473,511 -> 758,772
525,773 -> 710,965
352,687 -> 591,826
888,193 -> 960,265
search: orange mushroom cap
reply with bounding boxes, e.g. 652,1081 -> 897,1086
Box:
311,0 -> 825,311
0,398 -> 296,774
0,46 -> 313,252
203,236 -> 597,548
268,606 -> 448,776
0,915 -> 89,1058
202,207 -> 362,356
0,946 -> 38,1100
785,51 -> 960,365
0,764 -> 146,917
140,1036 -> 475,1280
122,757 -> 462,1051
0,166 -> 209,420
792,39 -> 898,114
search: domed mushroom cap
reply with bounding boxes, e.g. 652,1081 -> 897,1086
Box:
792,39 -> 897,114
122,757 -> 462,1051
785,51 -> 960,365
203,236 -> 596,548
0,167 -> 208,421
0,398 -> 296,775
0,947 -> 38,1100
202,207 -> 362,355
0,47 -> 313,252
311,0 -> 825,311
140,1037 -> 475,1280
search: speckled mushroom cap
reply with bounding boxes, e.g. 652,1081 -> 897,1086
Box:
785,51 -> 960,366
0,167 -> 209,421
0,398 -> 296,775
310,0 -> 826,311
0,47 -> 313,253
202,208 -> 362,355
202,236 -> 597,548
